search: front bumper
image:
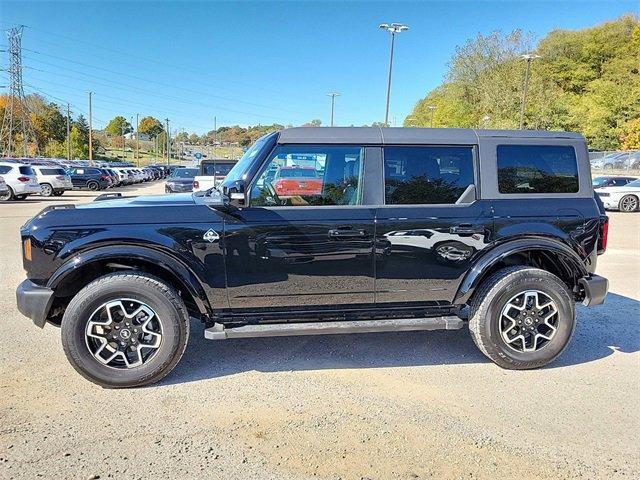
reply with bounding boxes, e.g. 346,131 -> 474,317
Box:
16,279 -> 55,328
579,274 -> 608,307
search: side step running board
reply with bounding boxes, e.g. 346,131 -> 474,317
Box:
204,316 -> 464,340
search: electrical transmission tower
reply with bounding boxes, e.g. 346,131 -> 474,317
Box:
0,26 -> 38,157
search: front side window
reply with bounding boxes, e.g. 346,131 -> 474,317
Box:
497,145 -> 579,194
383,146 -> 474,205
250,145 -> 363,206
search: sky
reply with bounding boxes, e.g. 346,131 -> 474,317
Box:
0,1 -> 637,135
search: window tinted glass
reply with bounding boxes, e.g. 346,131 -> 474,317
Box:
0,166 -> 11,174
383,146 -> 474,204
201,162 -> 235,176
251,145 -> 363,206
40,168 -> 66,175
171,168 -> 198,178
18,166 -> 34,175
497,145 -> 579,194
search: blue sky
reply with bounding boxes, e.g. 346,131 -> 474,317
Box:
0,1 -> 637,134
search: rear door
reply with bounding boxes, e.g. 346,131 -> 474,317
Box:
375,145 -> 494,304
223,144 -> 376,310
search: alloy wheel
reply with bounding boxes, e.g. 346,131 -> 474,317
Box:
85,299 -> 163,368
40,184 -> 53,196
499,290 -> 559,352
620,195 -> 638,212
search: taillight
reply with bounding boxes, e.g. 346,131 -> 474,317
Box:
17,176 -> 30,182
193,180 -> 199,189
101,175 -> 109,181
55,175 -> 66,180
598,217 -> 609,255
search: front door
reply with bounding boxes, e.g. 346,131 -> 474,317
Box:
375,145 -> 493,304
224,144 -> 375,310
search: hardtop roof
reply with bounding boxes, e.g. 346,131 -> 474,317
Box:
276,127 -> 584,145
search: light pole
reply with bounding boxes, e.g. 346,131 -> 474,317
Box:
326,92 -> 340,127
427,105 -> 437,127
519,53 -> 542,130
379,22 -> 409,127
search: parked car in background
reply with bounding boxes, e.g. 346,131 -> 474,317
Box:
192,159 -> 237,192
66,167 -> 111,191
0,162 -> 41,200
272,166 -> 323,197
165,167 -> 198,193
596,178 -> 640,212
32,166 -> 73,197
591,151 -> 640,170
592,176 -> 638,189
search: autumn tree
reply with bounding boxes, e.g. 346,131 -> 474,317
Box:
138,116 -> 164,138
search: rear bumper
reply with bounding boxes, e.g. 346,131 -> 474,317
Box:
579,274 -> 608,307
16,279 -> 55,328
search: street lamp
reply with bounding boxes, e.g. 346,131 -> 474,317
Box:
379,22 -> 409,127
427,105 -> 437,127
326,92 -> 340,127
519,53 -> 542,130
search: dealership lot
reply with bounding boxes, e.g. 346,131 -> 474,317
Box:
0,182 -> 638,479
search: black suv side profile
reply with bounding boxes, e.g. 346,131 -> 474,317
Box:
16,128 -> 608,388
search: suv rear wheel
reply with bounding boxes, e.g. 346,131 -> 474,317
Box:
87,180 -> 99,191
469,266 -> 575,369
61,272 -> 189,388
40,183 -> 54,197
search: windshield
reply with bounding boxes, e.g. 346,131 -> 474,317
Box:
223,133 -> 275,185
592,177 -> 607,186
171,168 -> 198,179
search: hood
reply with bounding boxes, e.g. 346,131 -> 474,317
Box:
22,193 -> 214,231
76,193 -> 195,209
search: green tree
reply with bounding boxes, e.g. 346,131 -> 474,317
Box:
621,118 -> 640,150
70,125 -> 89,159
105,116 -> 133,137
138,116 -> 164,138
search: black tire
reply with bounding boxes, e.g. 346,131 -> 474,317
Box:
53,190 -> 64,196
87,180 -> 99,191
61,272 -> 189,388
0,186 -> 13,201
468,266 -> 575,370
15,194 -> 27,200
40,183 -> 54,197
618,194 -> 639,212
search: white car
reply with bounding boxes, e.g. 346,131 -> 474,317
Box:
383,228 -> 487,264
112,168 -> 131,185
0,162 -> 41,201
32,165 -> 73,197
596,178 -> 640,212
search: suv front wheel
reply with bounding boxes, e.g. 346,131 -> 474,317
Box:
469,266 -> 575,369
61,272 -> 189,388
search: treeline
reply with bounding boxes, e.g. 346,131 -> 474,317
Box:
406,14 -> 640,150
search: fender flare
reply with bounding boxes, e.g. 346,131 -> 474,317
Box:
47,245 -> 211,315
454,237 -> 588,305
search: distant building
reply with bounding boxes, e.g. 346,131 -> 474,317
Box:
123,132 -> 151,141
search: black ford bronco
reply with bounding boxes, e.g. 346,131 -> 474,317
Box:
16,128 -> 609,388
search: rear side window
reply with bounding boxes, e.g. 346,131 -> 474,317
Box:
19,166 -> 34,175
497,145 -> 579,194
0,166 -> 11,174
201,162 -> 235,176
383,146 -> 474,204
40,168 -> 66,175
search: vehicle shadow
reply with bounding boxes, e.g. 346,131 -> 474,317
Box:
163,293 -> 639,385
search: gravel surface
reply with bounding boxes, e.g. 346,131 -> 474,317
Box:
0,182 -> 638,479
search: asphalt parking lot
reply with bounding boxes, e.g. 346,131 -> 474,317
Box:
0,182 -> 638,479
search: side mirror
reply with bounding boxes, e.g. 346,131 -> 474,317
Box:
223,180 -> 247,208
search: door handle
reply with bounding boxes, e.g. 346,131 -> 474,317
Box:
450,224 -> 485,235
328,228 -> 366,238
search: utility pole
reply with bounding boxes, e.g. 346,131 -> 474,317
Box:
165,118 -> 170,165
519,53 -> 542,130
326,93 -> 340,127
88,91 -> 93,161
379,23 -> 409,127
66,103 -> 71,160
121,123 -> 126,160
135,113 -> 139,165
427,105 -> 437,127
213,116 -> 216,157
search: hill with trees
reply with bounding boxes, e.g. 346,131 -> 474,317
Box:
406,14 -> 640,150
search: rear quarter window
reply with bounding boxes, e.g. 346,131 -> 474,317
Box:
0,166 -> 12,174
18,166 -> 35,175
497,145 -> 579,194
